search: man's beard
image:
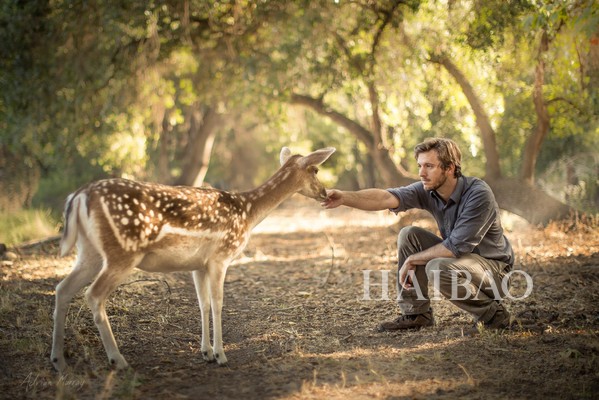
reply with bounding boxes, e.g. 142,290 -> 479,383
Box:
424,174 -> 447,192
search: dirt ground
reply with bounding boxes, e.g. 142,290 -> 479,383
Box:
1,198 -> 599,399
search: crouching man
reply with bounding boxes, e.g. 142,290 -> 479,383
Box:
322,138 -> 514,333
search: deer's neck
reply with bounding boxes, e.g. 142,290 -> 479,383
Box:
241,168 -> 297,228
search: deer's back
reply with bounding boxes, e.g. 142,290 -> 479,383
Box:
80,179 -> 251,262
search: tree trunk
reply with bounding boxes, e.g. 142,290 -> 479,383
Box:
175,106 -> 221,187
290,91 -> 577,224
156,109 -> 172,183
0,146 -> 40,212
367,81 -> 383,150
430,54 -> 502,179
428,49 -> 576,224
290,93 -> 414,187
588,34 -> 599,98
371,146 -> 414,187
521,30 -> 551,184
486,177 -> 572,225
365,153 -> 377,189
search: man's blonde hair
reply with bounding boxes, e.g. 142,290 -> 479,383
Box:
414,138 -> 462,178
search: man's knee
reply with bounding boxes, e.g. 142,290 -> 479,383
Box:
425,258 -> 461,294
398,226 -> 428,246
426,258 -> 478,288
425,257 -> 455,274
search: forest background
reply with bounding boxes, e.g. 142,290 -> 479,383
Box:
1,0 -> 598,244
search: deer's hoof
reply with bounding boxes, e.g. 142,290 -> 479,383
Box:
51,356 -> 67,373
109,354 -> 129,370
202,348 -> 215,363
215,352 -> 228,366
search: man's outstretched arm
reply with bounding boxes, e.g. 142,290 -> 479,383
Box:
321,188 -> 399,211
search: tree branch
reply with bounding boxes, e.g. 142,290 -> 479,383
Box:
290,93 -> 375,148
429,53 -> 502,179
547,96 -> 585,114
521,30 -> 551,184
290,92 -> 415,186
370,0 -> 404,63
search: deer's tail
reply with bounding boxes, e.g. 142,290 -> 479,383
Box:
60,191 -> 85,257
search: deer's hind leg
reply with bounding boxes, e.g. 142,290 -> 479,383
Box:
51,236 -> 103,372
86,253 -> 141,369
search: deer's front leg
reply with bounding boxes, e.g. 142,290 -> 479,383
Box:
208,261 -> 229,366
192,269 -> 214,362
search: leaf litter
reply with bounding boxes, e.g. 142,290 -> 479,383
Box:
1,197 -> 598,399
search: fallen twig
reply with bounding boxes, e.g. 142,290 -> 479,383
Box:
321,232 -> 336,287
16,235 -> 61,255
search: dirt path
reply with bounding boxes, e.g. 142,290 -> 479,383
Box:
1,199 -> 598,399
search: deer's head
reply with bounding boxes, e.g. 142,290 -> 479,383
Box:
279,147 -> 336,201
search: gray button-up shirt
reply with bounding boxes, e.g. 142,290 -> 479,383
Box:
387,176 -> 514,266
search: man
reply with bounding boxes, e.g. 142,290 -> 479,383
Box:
322,138 -> 514,332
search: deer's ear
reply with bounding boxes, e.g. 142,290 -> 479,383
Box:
280,147 -> 293,166
298,147 -> 336,169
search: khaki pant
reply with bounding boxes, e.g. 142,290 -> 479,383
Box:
397,226 -> 511,323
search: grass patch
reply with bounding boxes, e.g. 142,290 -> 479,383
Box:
0,209 -> 59,246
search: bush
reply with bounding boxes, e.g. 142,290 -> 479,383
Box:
0,209 -> 59,247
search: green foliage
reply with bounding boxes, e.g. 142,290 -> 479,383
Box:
1,0 -> 147,170
1,0 -> 598,215
463,0 -> 533,50
32,154 -> 108,214
0,209 -> 58,246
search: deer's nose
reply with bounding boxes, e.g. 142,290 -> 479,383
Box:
318,187 -> 327,200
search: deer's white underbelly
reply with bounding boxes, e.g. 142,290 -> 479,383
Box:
137,226 -> 230,272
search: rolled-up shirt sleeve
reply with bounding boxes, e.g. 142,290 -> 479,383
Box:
386,182 -> 429,213
442,187 -> 496,257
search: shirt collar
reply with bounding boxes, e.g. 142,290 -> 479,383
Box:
429,176 -> 465,206
449,176 -> 465,205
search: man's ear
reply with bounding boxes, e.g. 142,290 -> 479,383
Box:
446,162 -> 456,176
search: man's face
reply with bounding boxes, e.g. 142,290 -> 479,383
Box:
417,150 -> 451,192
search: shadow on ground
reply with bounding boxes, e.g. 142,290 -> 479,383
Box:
1,206 -> 598,399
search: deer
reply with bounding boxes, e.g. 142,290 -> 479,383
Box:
51,146 -> 335,372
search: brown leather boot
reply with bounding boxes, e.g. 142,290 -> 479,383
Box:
466,305 -> 511,336
483,306 -> 511,329
377,310 -> 434,332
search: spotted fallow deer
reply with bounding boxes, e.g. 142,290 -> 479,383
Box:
51,146 -> 335,371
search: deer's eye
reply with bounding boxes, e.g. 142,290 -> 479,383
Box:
313,167 -> 319,174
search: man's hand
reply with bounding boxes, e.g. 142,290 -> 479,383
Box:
398,261 -> 415,289
398,256 -> 425,289
321,189 -> 343,209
